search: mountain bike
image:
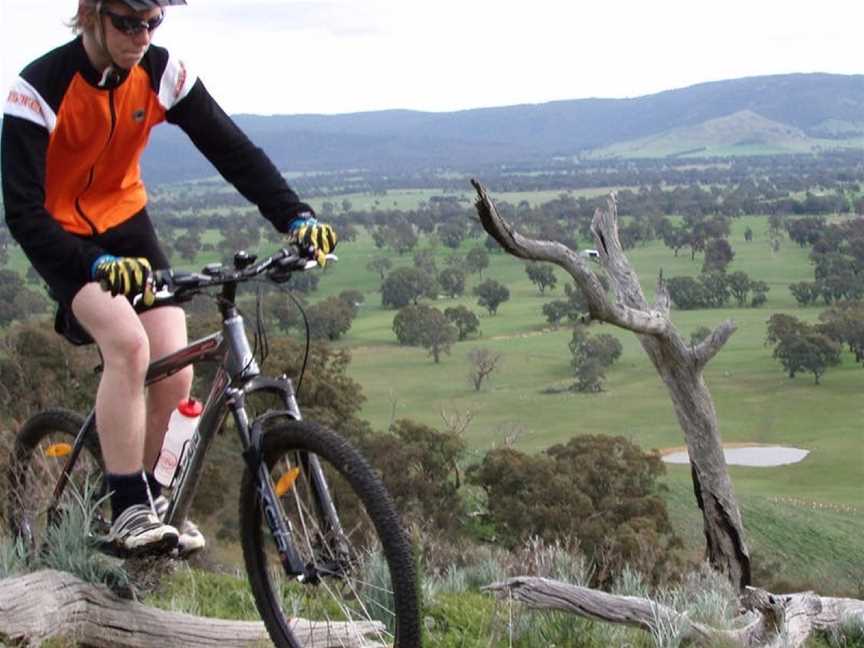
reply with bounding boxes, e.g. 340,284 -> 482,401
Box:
6,246 -> 421,648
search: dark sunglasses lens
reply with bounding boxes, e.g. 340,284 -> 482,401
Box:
109,12 -> 163,35
145,14 -> 164,31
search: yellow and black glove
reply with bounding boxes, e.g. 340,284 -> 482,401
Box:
91,255 -> 155,307
289,217 -> 337,267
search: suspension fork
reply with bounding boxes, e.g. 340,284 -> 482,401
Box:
237,396 -> 349,577
229,388 -> 306,576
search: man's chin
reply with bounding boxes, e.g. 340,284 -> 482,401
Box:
116,52 -> 147,69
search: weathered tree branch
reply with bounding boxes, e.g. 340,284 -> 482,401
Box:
0,569 -> 384,647
692,320 -> 738,369
473,180 -> 670,336
472,179 -> 751,589
486,577 -> 864,648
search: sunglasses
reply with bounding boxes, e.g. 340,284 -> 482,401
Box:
100,8 -> 164,36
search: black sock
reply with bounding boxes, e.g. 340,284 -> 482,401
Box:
106,471 -> 149,522
145,471 -> 163,500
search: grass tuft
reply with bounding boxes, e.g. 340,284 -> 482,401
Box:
36,481 -> 130,592
0,534 -> 28,578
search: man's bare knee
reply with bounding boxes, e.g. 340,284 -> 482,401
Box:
72,284 -> 150,375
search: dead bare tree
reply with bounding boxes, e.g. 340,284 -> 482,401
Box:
472,180 -> 751,590
467,347 -> 503,391
440,407 -> 476,437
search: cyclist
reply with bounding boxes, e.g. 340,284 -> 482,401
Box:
1,0 -> 336,555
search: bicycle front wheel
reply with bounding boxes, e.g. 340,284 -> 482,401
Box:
239,420 -> 420,648
7,408 -> 108,559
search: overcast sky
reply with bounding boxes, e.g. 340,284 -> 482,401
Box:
2,0 -> 862,116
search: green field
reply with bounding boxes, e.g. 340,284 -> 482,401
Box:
302,214 -> 861,497
3,197 -> 861,591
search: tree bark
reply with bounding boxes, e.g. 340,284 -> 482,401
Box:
486,577 -> 864,648
0,569 -> 385,647
472,180 -> 751,589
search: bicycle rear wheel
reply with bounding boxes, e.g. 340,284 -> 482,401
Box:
7,409 -> 108,558
239,420 -> 420,648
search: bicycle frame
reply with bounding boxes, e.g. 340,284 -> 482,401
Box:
50,300 -> 344,577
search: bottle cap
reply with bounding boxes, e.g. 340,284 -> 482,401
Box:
178,398 -> 203,417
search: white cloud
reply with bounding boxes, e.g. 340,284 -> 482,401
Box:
2,0 -> 862,115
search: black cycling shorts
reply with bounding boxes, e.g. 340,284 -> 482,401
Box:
42,208 -> 171,345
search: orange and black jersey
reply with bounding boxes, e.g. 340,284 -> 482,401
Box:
2,37 -> 307,285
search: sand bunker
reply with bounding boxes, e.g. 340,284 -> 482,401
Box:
661,444 -> 809,467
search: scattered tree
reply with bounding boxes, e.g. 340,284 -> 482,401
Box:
789,281 -> 819,306
661,225 -> 689,257
765,313 -> 842,384
465,245 -> 490,277
174,231 -> 202,263
392,304 -> 457,363
818,299 -> 864,364
568,325 -> 623,392
444,305 -> 479,340
542,300 -> 571,327
437,221 -> 466,249
773,331 -> 841,384
393,304 -> 431,346
381,266 -> 435,309
525,262 -> 557,294
437,267 -> 466,298
304,297 -> 355,341
382,221 -> 418,255
467,348 -> 503,391
702,238 -> 735,273
474,279 -> 510,315
366,256 -> 392,281
666,276 -> 710,310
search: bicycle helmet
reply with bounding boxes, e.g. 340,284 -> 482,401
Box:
115,0 -> 187,9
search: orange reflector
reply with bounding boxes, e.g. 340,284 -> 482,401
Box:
275,467 -> 301,497
45,443 -> 73,458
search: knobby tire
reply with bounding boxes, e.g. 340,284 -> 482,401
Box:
239,419 -> 421,647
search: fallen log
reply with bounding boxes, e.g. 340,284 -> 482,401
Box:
0,569 -> 385,647
486,576 -> 864,647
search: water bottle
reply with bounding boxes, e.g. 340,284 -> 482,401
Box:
154,398 -> 202,487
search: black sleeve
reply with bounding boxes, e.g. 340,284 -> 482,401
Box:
166,79 -> 312,232
1,115 -> 105,283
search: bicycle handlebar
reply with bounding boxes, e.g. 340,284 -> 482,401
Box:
139,246 -> 336,307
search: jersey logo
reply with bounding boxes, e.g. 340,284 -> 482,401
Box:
133,108 -> 146,122
6,89 -> 45,120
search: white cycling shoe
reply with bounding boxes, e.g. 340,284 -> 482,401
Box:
153,495 -> 206,555
98,503 -> 179,557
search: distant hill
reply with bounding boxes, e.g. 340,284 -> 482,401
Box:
591,110 -> 825,158
13,73 -> 864,185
